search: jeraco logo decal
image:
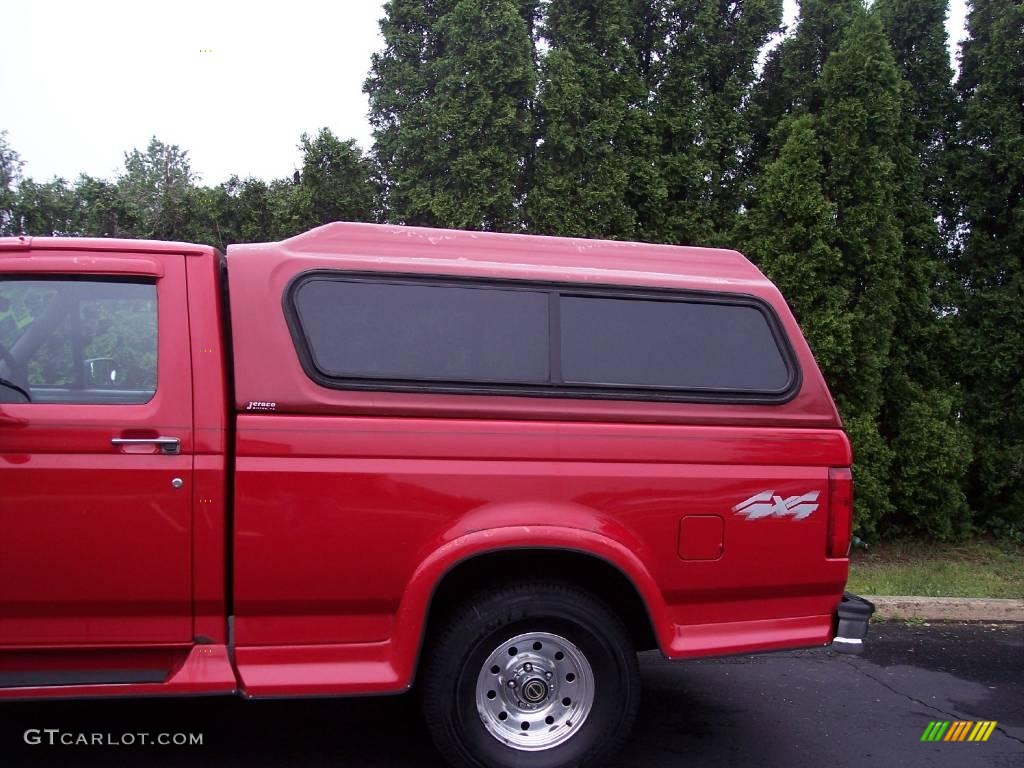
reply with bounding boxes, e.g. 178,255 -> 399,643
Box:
733,490 -> 821,520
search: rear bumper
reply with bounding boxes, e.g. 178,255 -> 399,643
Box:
831,592 -> 875,653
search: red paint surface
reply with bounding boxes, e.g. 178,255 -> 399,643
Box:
1,224 -> 852,700
0,250 -> 195,648
677,516 -> 725,561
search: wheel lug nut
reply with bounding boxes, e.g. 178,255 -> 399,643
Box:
507,680 -> 516,688
524,663 -> 533,672
545,671 -> 552,679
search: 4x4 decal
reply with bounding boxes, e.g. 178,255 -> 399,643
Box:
733,490 -> 821,520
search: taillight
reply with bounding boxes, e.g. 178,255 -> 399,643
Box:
828,468 -> 854,558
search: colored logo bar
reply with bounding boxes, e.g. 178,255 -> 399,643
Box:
920,721 -> 997,742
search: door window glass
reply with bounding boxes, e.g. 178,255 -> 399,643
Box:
0,278 -> 157,404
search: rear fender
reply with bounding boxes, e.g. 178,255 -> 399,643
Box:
389,513 -> 669,686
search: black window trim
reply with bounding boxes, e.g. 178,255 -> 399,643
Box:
283,270 -> 802,405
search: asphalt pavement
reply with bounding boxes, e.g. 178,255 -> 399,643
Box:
1,622 -> 1021,767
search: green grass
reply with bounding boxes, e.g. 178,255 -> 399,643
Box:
846,538 -> 1024,599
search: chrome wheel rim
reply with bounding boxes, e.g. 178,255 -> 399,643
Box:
474,631 -> 595,751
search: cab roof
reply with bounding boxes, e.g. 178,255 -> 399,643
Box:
0,235 -> 214,257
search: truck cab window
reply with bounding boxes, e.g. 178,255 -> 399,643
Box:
0,278 -> 157,405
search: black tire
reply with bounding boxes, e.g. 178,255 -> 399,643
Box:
421,582 -> 641,768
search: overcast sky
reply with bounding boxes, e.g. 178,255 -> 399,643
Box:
0,0 -> 969,186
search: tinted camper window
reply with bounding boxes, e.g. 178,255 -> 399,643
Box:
292,278 -> 550,384
287,273 -> 798,403
559,295 -> 790,392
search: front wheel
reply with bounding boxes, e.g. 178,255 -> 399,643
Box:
421,582 -> 641,768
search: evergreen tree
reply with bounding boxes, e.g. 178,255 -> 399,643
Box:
955,0 -> 1024,536
1,127 -> 376,250
875,0 -> 970,538
366,0 -> 536,230
746,0 -> 863,180
179,184 -> 235,250
818,10 -> 907,533
209,131 -> 376,248
644,0 -> 782,245
218,176 -> 281,243
743,9 -> 908,534
74,175 -> 136,238
875,0 -> 958,230
292,129 -> 377,228
525,0 -> 644,238
9,178 -> 80,237
739,115 -> 852,379
365,0 -> 449,222
180,131 -> 375,250
117,138 -> 197,240
0,131 -> 23,236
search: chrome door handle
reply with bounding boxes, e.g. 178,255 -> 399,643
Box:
111,437 -> 181,455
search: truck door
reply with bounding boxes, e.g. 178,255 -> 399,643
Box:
0,252 -> 194,648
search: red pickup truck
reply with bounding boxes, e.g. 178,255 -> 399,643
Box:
0,223 -> 872,768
